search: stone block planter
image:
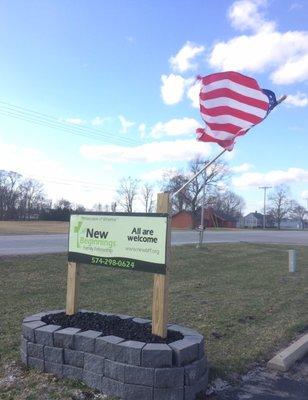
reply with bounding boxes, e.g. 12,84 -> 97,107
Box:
21,310 -> 208,400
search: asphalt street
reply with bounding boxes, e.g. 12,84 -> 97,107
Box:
0,230 -> 307,256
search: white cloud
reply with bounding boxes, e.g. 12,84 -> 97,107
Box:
208,1 -> 308,85
228,0 -> 275,33
0,138 -> 64,179
271,53 -> 308,84
138,123 -> 147,139
289,2 -> 303,11
169,41 -> 205,73
140,167 -> 178,182
91,116 -> 109,126
161,74 -> 201,107
289,125 -> 304,132
233,167 -> 308,187
80,139 -> 212,163
62,117 -> 85,125
161,74 -> 186,105
0,136 -> 118,208
187,81 -> 201,108
118,115 -> 135,133
231,163 -> 253,173
209,30 -> 308,78
284,92 -> 308,107
149,118 -> 199,139
301,190 -> 308,200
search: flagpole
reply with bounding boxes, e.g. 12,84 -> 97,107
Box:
196,169 -> 206,248
172,148 -> 227,199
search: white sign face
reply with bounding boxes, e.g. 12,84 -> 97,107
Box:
68,213 -> 168,274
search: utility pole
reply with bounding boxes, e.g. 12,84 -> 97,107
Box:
259,186 -> 272,229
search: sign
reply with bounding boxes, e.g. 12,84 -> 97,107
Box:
68,212 -> 168,274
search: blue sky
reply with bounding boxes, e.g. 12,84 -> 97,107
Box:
0,0 -> 308,211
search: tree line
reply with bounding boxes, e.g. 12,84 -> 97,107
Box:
114,158 -> 307,230
0,170 -> 84,221
1,164 -> 306,228
267,185 -> 307,229
114,156 -> 245,221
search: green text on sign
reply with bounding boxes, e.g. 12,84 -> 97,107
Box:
68,213 -> 168,274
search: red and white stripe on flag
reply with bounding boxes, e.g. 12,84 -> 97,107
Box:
197,71 -> 269,150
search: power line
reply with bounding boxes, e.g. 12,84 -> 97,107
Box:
26,175 -> 117,191
0,100 -> 139,144
0,100 -> 140,146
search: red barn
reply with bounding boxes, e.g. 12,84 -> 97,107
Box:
171,210 -> 194,229
171,208 -> 236,229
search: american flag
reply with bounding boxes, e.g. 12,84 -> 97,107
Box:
196,71 -> 278,150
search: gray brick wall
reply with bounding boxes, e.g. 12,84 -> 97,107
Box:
21,310 -> 208,400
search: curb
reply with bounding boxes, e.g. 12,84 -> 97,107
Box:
267,333 -> 308,371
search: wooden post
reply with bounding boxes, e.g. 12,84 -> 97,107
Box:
66,261 -> 80,315
152,192 -> 170,338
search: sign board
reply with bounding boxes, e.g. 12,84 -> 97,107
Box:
68,212 -> 168,274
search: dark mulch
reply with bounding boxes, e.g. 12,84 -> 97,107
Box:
42,312 -> 184,344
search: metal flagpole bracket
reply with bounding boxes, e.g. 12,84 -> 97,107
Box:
277,94 -> 287,104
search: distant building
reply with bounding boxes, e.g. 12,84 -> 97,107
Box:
171,207 -> 237,229
171,210 -> 195,230
275,219 -> 304,230
237,211 -> 264,228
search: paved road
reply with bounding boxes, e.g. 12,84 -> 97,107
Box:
0,234 -> 68,255
172,229 -> 308,245
0,230 -> 307,256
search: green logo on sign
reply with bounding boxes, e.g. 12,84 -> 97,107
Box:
74,221 -> 83,248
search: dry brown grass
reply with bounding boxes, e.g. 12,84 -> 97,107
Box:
0,221 -> 69,235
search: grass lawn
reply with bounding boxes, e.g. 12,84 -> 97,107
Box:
0,243 -> 307,399
0,221 -> 69,235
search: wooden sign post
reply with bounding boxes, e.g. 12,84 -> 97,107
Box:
152,192 -> 170,338
65,198 -> 171,339
66,261 -> 80,315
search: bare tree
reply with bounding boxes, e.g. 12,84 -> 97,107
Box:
268,185 -> 292,229
92,203 -> 112,212
117,177 -> 139,212
93,202 -> 103,211
55,198 -> 72,210
111,202 -> 117,212
290,201 -> 307,229
162,171 -> 188,213
19,178 -> 45,219
0,170 -> 23,219
0,169 -> 90,221
141,183 -> 154,213
208,189 -> 245,219
186,156 -> 229,216
75,204 -> 86,213
162,156 -> 229,216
